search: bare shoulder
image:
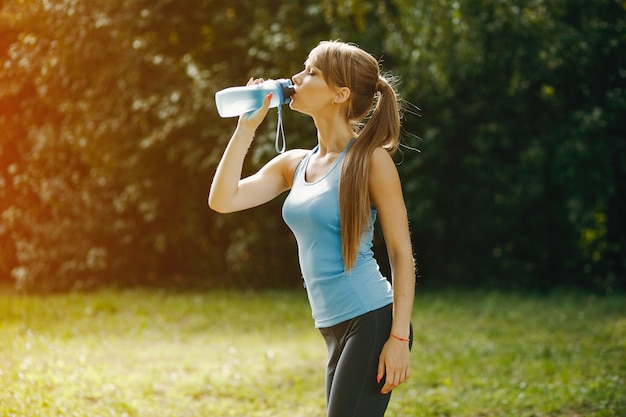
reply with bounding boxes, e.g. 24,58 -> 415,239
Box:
369,147 -> 405,210
276,148 -> 310,171
370,147 -> 399,177
267,148 -> 311,188
280,148 -> 311,164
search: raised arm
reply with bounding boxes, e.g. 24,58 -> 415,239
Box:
209,81 -> 306,213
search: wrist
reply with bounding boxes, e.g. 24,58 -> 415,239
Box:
234,124 -> 256,139
390,332 -> 410,343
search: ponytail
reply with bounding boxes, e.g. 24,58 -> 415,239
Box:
340,76 -> 401,270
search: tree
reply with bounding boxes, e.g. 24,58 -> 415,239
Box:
0,0 -> 330,291
2,0 -> 624,293
379,0 -> 626,291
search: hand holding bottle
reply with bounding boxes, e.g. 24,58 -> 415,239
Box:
217,76 -> 294,153
236,78 -> 273,134
209,77 -> 293,213
215,77 -> 295,117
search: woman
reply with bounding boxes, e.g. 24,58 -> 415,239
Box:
209,40 -> 415,417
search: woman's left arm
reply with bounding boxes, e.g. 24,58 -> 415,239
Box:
369,147 -> 416,395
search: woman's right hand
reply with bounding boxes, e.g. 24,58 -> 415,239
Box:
210,76 -> 297,214
236,77 -> 272,133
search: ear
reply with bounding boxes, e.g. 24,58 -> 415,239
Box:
333,87 -> 351,104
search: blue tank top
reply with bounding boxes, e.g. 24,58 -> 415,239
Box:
282,142 -> 393,328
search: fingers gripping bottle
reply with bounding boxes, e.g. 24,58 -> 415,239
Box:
215,79 -> 295,118
214,78 -> 295,153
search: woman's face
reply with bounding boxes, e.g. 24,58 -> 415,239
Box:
290,57 -> 337,116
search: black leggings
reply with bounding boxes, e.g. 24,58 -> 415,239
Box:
319,304 -> 413,417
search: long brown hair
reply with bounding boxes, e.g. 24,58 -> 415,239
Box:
309,41 -> 401,270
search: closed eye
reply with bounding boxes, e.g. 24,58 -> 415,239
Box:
303,60 -> 318,76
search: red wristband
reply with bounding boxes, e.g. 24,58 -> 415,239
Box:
390,333 -> 410,342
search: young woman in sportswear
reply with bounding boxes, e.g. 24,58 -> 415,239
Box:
209,40 -> 415,417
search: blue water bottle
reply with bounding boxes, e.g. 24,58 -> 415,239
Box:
215,78 -> 295,118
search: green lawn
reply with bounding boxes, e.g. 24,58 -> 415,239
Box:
0,289 -> 624,416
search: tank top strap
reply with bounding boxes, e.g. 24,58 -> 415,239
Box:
294,145 -> 318,183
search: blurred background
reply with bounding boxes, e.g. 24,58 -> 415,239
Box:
0,0 -> 624,293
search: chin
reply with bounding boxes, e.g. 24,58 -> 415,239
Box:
289,101 -> 304,114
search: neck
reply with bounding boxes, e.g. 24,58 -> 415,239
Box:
312,114 -> 353,156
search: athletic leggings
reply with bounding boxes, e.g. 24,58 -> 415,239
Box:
319,304 -> 413,417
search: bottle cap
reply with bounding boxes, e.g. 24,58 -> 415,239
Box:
276,79 -> 295,104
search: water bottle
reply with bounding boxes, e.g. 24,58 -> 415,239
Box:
215,78 -> 295,118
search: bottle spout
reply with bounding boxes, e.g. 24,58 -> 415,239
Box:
277,79 -> 295,104
283,84 -> 295,102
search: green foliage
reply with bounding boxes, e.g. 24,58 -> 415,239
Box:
1,289 -> 624,416
0,0 -> 624,291
0,1 -> 326,290
378,0 -> 626,292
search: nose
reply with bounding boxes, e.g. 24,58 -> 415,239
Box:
292,71 -> 303,85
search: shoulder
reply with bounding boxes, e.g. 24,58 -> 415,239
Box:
369,147 -> 398,176
368,148 -> 404,210
265,148 -> 310,168
368,147 -> 401,193
267,148 -> 311,188
274,148 -> 310,171
281,148 -> 311,163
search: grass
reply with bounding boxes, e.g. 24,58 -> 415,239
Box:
0,289 -> 624,416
